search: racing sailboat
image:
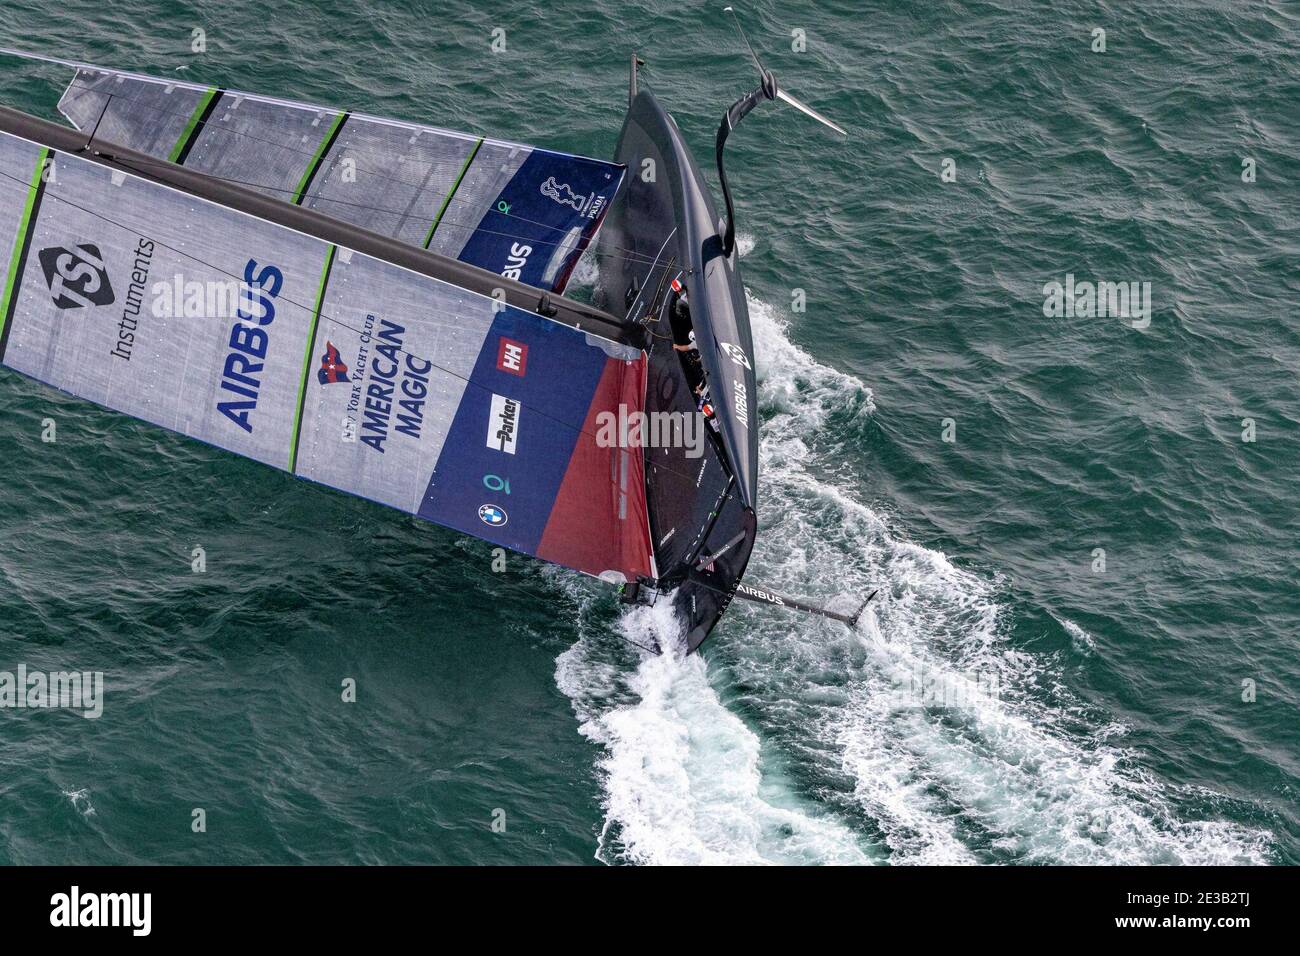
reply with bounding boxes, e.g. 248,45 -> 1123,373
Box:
0,22 -> 858,654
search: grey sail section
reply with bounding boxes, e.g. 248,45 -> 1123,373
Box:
58,68 -> 210,161
183,92 -> 341,201
303,118 -> 479,247
423,141 -> 529,260
56,67 -> 625,294
293,247 -> 487,514
0,134 -> 46,334
0,131 -> 328,470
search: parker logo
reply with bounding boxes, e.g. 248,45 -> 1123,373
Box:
487,393 -> 521,455
38,244 -> 115,310
496,337 -> 528,377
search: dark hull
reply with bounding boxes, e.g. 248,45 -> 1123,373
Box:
595,89 -> 758,653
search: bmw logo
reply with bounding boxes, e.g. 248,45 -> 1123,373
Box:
478,504 -> 508,527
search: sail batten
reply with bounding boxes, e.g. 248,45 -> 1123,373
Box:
167,86 -> 221,164
424,137 -> 482,249
0,144 -> 47,360
288,243 -> 337,474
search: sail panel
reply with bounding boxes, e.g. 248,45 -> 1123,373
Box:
0,136 -> 47,352
182,93 -> 341,201
56,68 -> 624,294
423,140 -> 528,259
292,249 -> 489,515
431,145 -> 620,291
59,69 -> 207,161
303,118 -> 479,247
0,130 -> 653,582
409,311 -> 645,571
1,139 -> 328,470
535,354 -> 653,578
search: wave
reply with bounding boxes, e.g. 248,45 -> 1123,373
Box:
553,272 -> 1273,865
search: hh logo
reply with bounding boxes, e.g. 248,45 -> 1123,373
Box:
496,337 -> 528,377
317,341 -> 351,385
38,244 -> 115,310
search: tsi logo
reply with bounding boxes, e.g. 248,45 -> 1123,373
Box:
50,885 -> 151,936
486,393 -> 521,455
38,244 -> 115,310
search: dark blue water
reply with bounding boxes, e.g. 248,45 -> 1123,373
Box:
0,0 -> 1295,864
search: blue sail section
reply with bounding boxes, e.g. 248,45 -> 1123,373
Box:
416,310 -> 607,554
458,150 -> 622,292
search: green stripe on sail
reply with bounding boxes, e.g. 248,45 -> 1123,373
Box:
423,137 -> 483,249
289,244 -> 337,473
167,86 -> 219,163
291,111 -> 348,205
0,146 -> 50,355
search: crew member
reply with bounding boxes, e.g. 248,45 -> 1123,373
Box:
668,277 -> 707,395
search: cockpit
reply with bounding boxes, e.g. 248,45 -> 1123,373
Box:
666,278 -> 720,431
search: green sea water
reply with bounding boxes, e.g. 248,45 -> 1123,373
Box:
0,0 -> 1296,864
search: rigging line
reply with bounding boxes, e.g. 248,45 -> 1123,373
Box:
635,258 -> 680,343
0,163 -> 739,505
80,90 -> 109,152
52,77 -> 664,265
642,256 -> 677,323
623,228 -> 678,322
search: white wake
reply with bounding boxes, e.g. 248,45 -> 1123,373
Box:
555,251 -> 1272,865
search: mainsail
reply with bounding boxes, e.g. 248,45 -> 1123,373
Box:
0,119 -> 654,583
57,66 -> 622,293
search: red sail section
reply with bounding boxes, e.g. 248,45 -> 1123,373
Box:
537,356 -> 654,581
